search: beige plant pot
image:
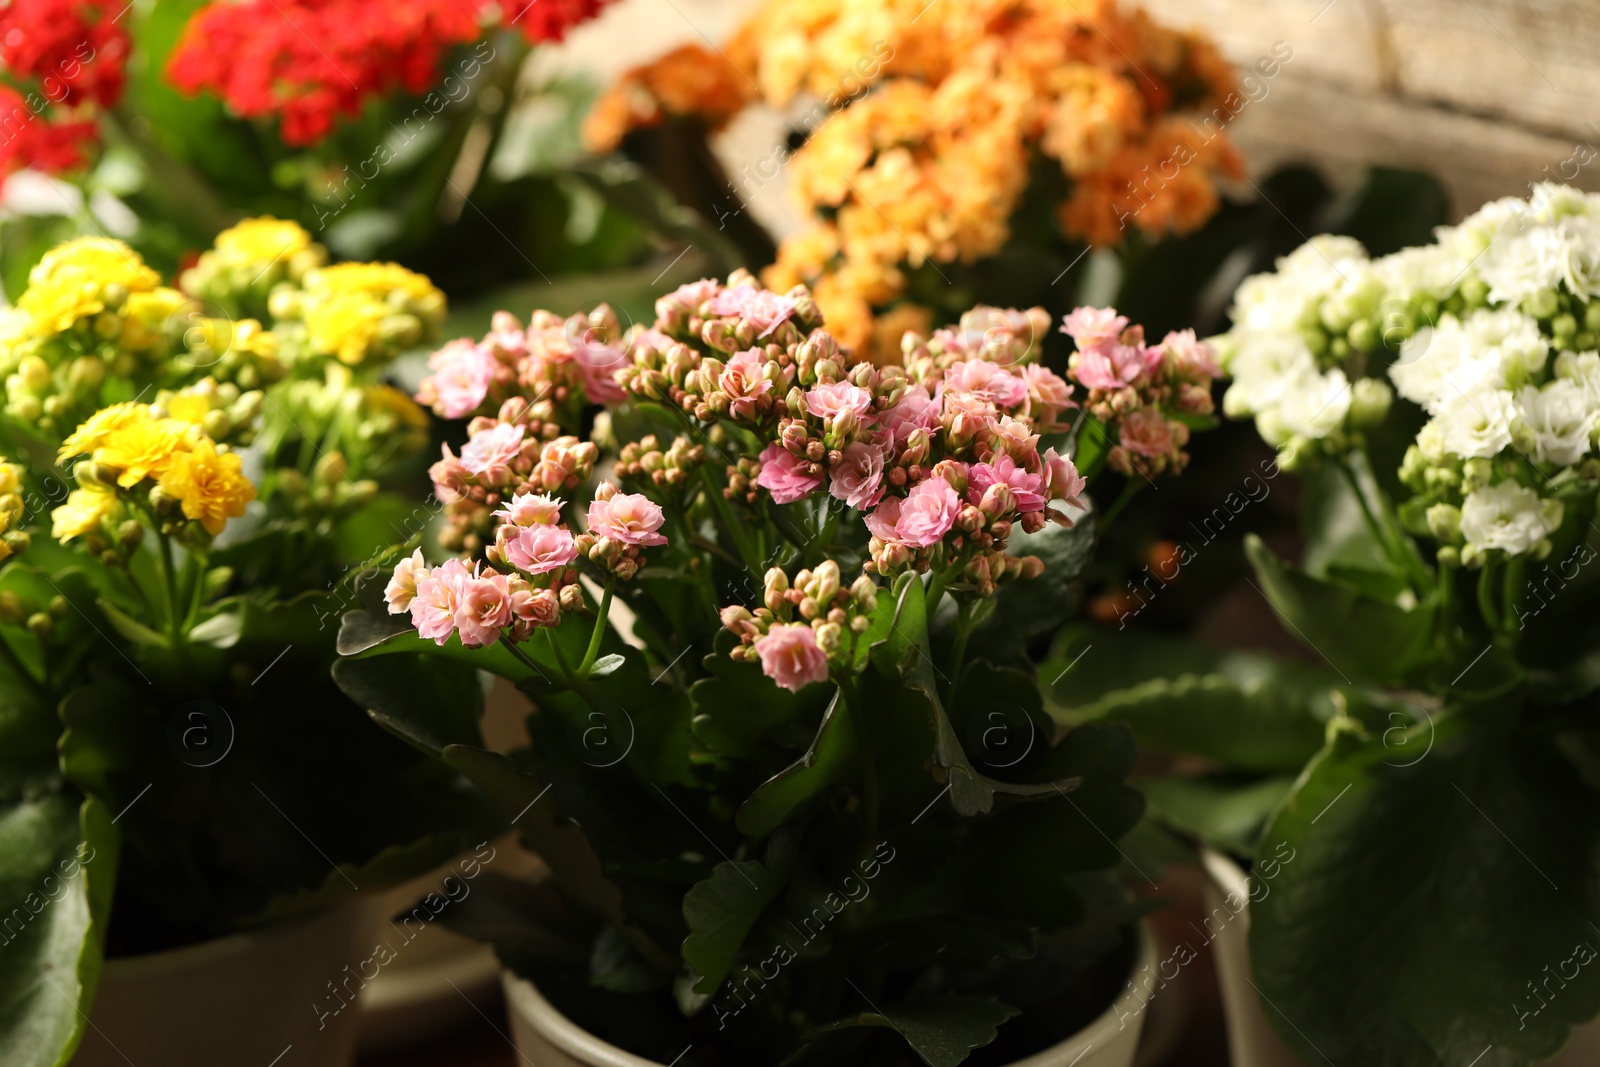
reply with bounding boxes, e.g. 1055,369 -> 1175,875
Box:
503,924 -> 1158,1067
1199,847 -> 1600,1067
71,896 -> 388,1067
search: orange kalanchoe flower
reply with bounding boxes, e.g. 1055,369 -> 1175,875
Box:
588,0 -> 1246,359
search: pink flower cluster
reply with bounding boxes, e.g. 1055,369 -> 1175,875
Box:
428,414 -> 599,554
386,548 -> 568,649
719,560 -> 879,692
385,479 -> 672,647
574,481 -> 668,580
417,307 -> 628,424
1060,308 -> 1220,478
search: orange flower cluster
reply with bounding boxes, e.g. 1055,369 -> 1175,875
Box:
586,0 -> 1244,358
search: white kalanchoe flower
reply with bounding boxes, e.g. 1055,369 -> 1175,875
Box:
1276,368 -> 1352,441
1515,378 -> 1594,466
1222,333 -> 1318,420
1459,481 -> 1563,556
1554,349 -> 1600,409
1433,384 -> 1517,459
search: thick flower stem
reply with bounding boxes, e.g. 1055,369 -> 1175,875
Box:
1501,557 -> 1526,640
1477,560 -> 1502,634
579,575 -> 616,676
950,598 -> 974,679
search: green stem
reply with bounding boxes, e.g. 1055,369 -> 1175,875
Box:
1477,561 -> 1501,634
579,576 -> 615,676
699,465 -> 760,572
1502,557 -> 1526,639
1097,480 -> 1142,529
543,625 -> 581,685
950,599 -> 974,680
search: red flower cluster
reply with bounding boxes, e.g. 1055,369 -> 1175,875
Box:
168,0 -> 614,147
0,0 -> 129,176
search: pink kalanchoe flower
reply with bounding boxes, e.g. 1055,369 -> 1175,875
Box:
753,622 -> 831,692
708,284 -> 797,337
990,414 -> 1041,459
455,569 -> 514,648
411,557 -> 473,645
385,549 -> 429,613
485,311 -> 530,358
417,338 -> 496,418
1060,307 -> 1130,349
1161,329 -> 1221,380
587,485 -> 668,546
719,349 -> 774,420
502,524 -> 579,575
829,441 -> 887,510
1071,338 -> 1160,392
510,583 -> 561,627
661,278 -> 720,316
805,380 -> 875,423
969,453 -> 1047,512
756,442 -> 823,504
879,384 -> 942,447
1041,447 -> 1088,511
865,477 -> 962,548
1021,364 -> 1077,427
942,360 -> 1028,408
575,331 -> 628,404
429,445 -> 471,505
459,422 -> 527,479
1117,407 -> 1177,458
494,491 -> 563,527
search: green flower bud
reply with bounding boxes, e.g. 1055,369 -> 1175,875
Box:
1425,503 -> 1463,544
1349,377 -> 1393,429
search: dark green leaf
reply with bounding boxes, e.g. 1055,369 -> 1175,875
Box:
737,690 -> 854,838
1140,774 -> 1296,855
332,654 -> 486,755
0,794 -> 119,1067
1245,534 -> 1435,685
1251,715 -> 1600,1067
810,996 -> 1020,1067
682,835 -> 796,995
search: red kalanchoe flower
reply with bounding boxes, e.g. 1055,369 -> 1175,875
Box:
168,0 -> 615,147
0,0 -> 130,108
0,87 -> 99,176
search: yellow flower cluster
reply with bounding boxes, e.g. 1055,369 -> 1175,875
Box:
0,458 -> 24,563
588,0 -> 1243,358
16,237 -> 165,337
181,217 -> 329,316
270,261 -> 447,366
55,403 -> 257,539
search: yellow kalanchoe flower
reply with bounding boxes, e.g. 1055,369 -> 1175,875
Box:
304,292 -> 389,366
19,237 -> 162,337
214,218 -> 312,265
52,485 -> 117,543
60,403 -> 192,488
0,458 -> 23,562
157,438 -> 256,536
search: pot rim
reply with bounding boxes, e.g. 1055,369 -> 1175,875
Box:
503,921 -> 1159,1067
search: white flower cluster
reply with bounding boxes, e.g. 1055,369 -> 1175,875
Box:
1217,183 -> 1600,560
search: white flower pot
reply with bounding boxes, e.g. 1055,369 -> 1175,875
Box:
503,923 -> 1159,1067
1199,847 -> 1600,1067
71,896 -> 388,1067
1197,847 -> 1303,1067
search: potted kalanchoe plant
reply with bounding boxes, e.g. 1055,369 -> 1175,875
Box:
1043,183 -> 1600,1067
335,270 -> 1224,1065
0,222 -> 495,1067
